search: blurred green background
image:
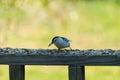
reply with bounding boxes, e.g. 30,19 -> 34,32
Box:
0,0 -> 120,80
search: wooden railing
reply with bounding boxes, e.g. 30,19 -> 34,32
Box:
0,48 -> 120,80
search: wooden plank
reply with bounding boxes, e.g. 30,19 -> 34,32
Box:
9,65 -> 25,80
0,55 -> 120,66
68,65 -> 85,80
79,66 -> 85,80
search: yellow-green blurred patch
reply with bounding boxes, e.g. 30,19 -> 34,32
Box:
0,0 -> 120,80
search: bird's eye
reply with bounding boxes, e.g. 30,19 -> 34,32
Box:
53,38 -> 57,42
52,37 -> 58,43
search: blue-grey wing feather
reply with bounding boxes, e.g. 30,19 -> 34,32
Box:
61,37 -> 70,42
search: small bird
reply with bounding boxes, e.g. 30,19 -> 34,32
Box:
48,36 -> 71,50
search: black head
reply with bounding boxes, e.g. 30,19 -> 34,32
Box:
48,36 -> 60,47
52,36 -> 60,43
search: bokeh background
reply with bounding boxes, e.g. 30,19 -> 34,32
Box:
0,0 -> 120,80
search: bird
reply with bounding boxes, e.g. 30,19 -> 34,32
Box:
48,36 -> 71,50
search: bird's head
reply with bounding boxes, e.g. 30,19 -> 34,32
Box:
48,36 -> 60,47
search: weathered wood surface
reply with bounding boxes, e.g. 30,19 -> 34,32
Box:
9,65 -> 25,80
0,48 -> 120,65
69,65 -> 85,80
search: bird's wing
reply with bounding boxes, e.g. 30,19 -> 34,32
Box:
61,37 -> 71,42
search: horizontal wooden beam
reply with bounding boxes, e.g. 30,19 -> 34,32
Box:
0,55 -> 120,65
0,48 -> 120,66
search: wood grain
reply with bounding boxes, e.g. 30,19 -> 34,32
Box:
0,55 -> 120,66
69,65 -> 85,80
9,65 -> 25,80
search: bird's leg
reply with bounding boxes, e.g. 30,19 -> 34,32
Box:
58,48 -> 61,50
69,47 -> 72,50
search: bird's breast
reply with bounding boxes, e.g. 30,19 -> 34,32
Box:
54,40 -> 70,48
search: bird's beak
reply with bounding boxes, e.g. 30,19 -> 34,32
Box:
48,43 -> 53,47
